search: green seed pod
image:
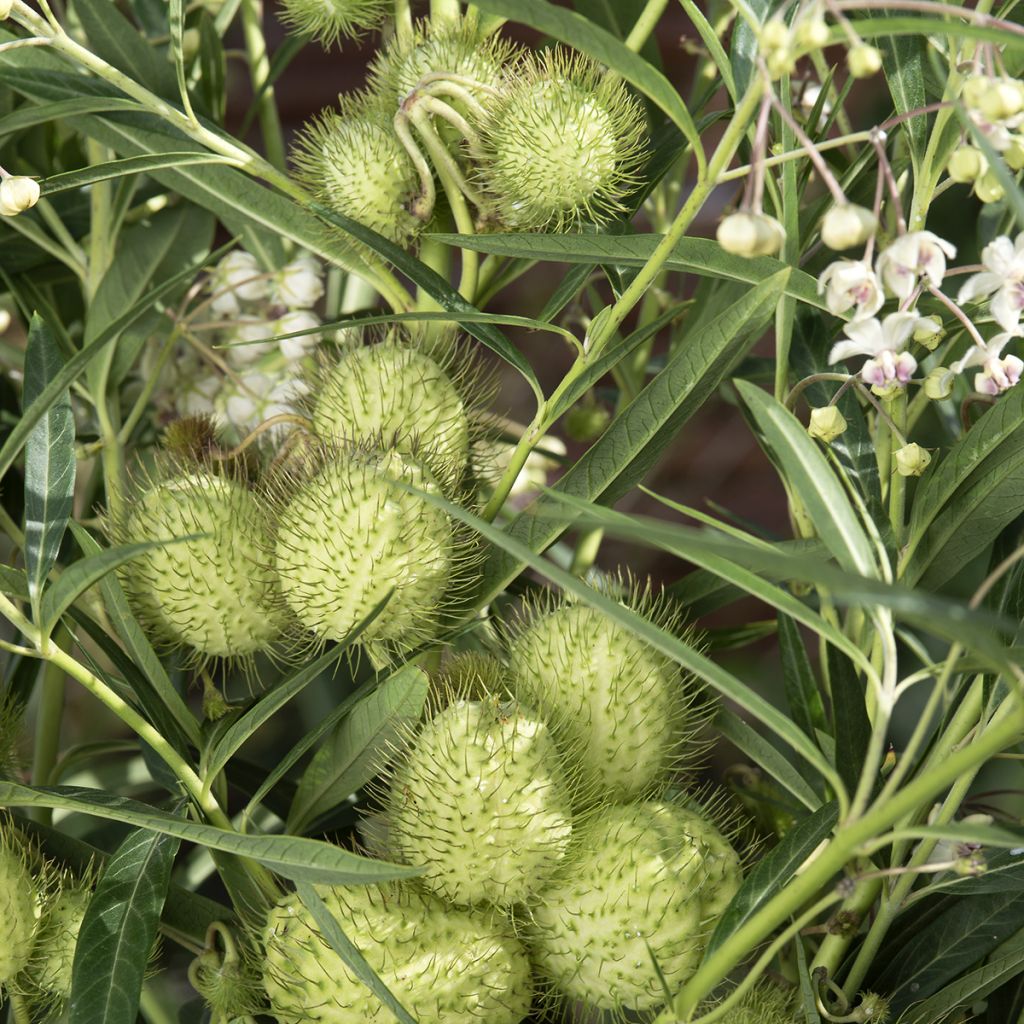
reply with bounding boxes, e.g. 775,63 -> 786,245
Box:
293,95 -> 421,245
476,48 -> 648,231
277,0 -> 388,47
0,832 -> 40,983
505,588 -> 699,803
699,981 -> 796,1023
115,469 -> 285,660
527,801 -> 741,1013
188,922 -> 261,1021
310,339 -> 471,488
272,450 -> 467,657
262,881 -> 533,1023
368,20 -> 516,105
385,692 -> 574,907
31,883 -> 91,1000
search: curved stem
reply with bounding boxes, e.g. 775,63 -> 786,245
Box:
625,0 -> 670,51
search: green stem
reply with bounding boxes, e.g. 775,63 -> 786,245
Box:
569,527 -> 604,576
8,992 -> 31,1024
887,394 -> 907,543
586,79 -> 764,359
239,0 -> 286,172
429,0 -> 461,23
30,625 -> 68,825
480,412 -> 546,522
668,697 -> 1024,1018
624,0 -> 670,51
394,0 -> 413,44
85,140 -> 114,301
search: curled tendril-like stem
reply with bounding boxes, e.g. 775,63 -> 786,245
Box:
208,414 -> 314,462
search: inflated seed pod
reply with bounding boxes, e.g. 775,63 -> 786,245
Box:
505,590 -> 699,803
272,449 -> 469,657
114,469 -> 286,661
262,881 -> 533,1024
310,339 -> 471,488
0,835 -> 39,985
293,94 -> 422,245
475,48 -> 648,231
30,883 -> 91,1001
277,0 -> 389,47
385,691 -> 574,908
527,800 -> 742,1013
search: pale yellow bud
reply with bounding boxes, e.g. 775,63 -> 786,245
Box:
894,443 -> 931,477
766,48 -> 797,79
808,406 -> 847,443
980,80 -> 1023,122
947,147 -> 986,183
975,170 -> 1005,204
847,44 -> 882,79
760,18 -> 791,51
1006,138 -> 1024,171
795,16 -> 829,49
0,0 -> 11,19
716,212 -> 785,258
913,315 -> 944,349
0,176 -> 40,217
924,367 -> 954,400
961,76 -> 991,110
820,203 -> 877,250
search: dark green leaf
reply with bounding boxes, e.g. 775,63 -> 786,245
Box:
778,614 -> 829,744
69,826 -> 179,1024
22,313 -> 76,617
0,97 -> 140,137
41,153 -> 230,196
0,783 -> 420,885
288,664 -> 429,833
703,802 -> 839,959
828,647 -> 872,798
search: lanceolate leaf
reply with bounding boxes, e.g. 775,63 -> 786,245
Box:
22,313 -> 76,619
40,153 -> 232,196
288,664 -> 430,834
0,783 -> 420,885
703,802 -> 839,959
69,826 -> 180,1024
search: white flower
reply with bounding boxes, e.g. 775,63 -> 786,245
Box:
221,371 -> 308,430
272,255 -> 324,309
828,312 -> 925,386
876,231 -> 957,300
817,259 -> 884,319
208,250 -> 268,315
276,310 -> 322,362
958,233 -> 1024,332
0,175 -> 40,217
177,372 -> 221,417
951,332 -> 1024,395
226,315 -> 277,367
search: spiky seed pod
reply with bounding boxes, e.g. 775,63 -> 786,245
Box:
115,470 -> 285,660
475,49 -> 648,231
526,801 -> 742,1013
272,449 -> 466,656
277,0 -> 388,47
505,591 -> 698,803
310,339 -> 470,489
368,20 -> 517,105
434,650 -> 509,703
188,923 -> 261,1021
385,693 -> 574,908
30,882 -> 91,1001
698,981 -> 796,1023
293,95 -> 421,245
0,829 -> 40,983
262,881 -> 533,1023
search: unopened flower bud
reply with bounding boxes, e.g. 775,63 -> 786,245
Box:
894,442 -> 931,477
975,169 -> 1006,204
1006,138 -> 1024,171
924,366 -> 954,399
716,211 -> 785,258
565,401 -> 611,442
0,309 -> 9,335
760,19 -> 795,78
808,406 -> 847,443
0,0 -> 11,19
856,992 -> 891,1022
795,15 -> 829,49
820,203 -> 877,250
0,175 -> 40,217
847,43 -> 882,79
961,76 -> 990,110
913,315 -> 944,349
947,146 -> 986,183
953,848 -> 986,876
980,80 -> 1024,122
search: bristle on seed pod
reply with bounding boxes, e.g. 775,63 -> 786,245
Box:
277,0 -> 389,47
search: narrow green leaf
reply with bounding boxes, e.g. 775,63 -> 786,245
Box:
0,783 -> 420,885
736,381 -> 879,579
22,313 -> 76,618
730,0 -> 770,97
469,0 -> 706,171
795,936 -> 823,1024
0,565 -> 29,599
678,0 -> 736,100
829,647 -> 872,798
41,153 -> 231,196
169,0 -> 192,119
703,802 -> 839,959
40,539 -> 178,636
295,883 -> 418,1024
288,664 -> 430,834
430,232 -> 825,309
69,511 -> 201,752
714,710 -> 822,811
69,826 -> 179,1024
778,614 -> 829,744
0,97 -> 140,137
833,17 -> 1024,51
882,26 -> 929,181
